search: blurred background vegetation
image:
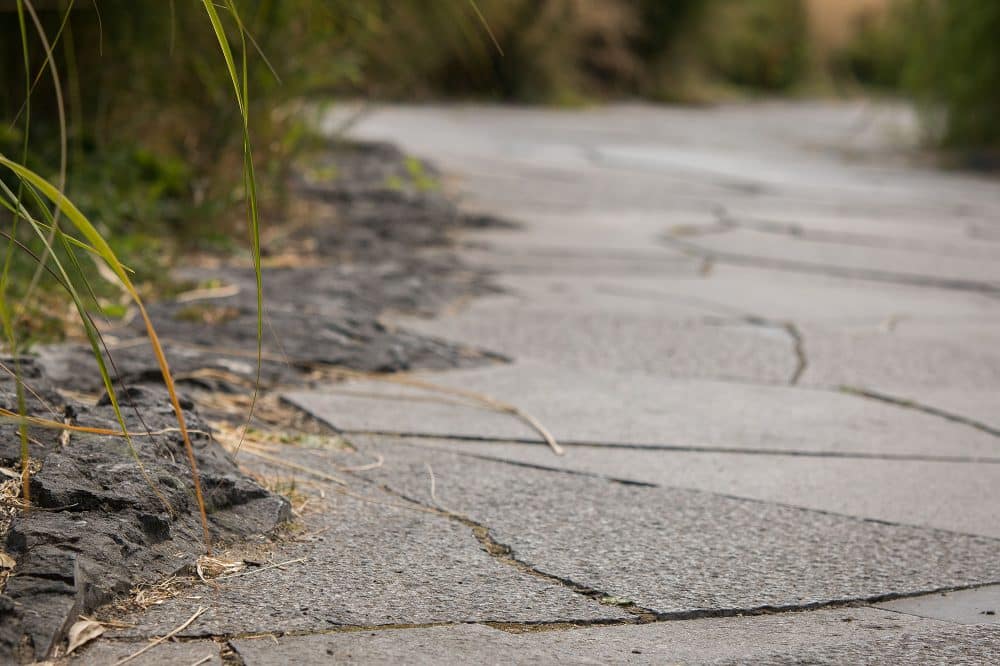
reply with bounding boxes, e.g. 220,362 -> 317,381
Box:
1,0 -> 997,341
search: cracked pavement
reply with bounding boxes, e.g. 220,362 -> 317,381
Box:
80,103 -> 1000,663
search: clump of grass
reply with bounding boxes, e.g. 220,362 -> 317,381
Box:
0,0 -> 273,552
901,0 -> 1000,155
697,0 -> 809,92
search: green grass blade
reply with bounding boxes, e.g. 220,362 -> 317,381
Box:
202,0 -> 264,456
0,179 -> 174,514
0,160 -> 206,540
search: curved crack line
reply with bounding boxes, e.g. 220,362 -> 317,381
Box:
707,314 -> 807,386
345,472 -> 653,621
376,437 -> 1000,543
839,386 -> 1000,439
784,322 -> 808,385
732,215 -> 1000,261
346,430 -> 1000,464
661,235 -> 1000,295
340,447 -> 1000,625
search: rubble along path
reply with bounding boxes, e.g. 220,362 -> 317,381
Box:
82,103 -> 1000,664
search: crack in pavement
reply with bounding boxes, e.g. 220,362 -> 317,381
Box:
689,204 -> 1000,261
341,430 -> 1000,464
378,437 -> 1000,543
839,386 -> 1000,439
784,322 -> 808,385
661,235 -> 1000,295
125,445 -> 1000,649
703,314 -> 808,385
592,279 -> 811,386
341,471 -> 659,622
731,215 -> 1000,260
101,573 -> 1000,650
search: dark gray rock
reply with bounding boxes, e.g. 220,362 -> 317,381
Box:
0,366 -> 290,662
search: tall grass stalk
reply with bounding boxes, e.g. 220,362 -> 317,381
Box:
1,1 -> 272,553
201,0 -> 264,457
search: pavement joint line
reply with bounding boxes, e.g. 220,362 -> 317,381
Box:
290,367 -> 998,449
341,430 -> 1000,464
378,438 -> 1000,544
838,386 -> 1000,439
108,585 -> 1000,644
661,235 -> 1000,295
727,212 -> 1000,260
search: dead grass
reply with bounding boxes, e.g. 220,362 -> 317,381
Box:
807,0 -> 892,52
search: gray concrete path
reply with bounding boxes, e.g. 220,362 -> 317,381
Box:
89,103 -> 1000,664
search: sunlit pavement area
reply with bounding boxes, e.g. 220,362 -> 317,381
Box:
87,103 -> 1000,663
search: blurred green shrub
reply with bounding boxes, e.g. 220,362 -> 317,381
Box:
829,6 -> 911,90
1,1 -> 363,243
359,0 -> 646,103
697,0 -> 809,92
902,0 -> 1000,153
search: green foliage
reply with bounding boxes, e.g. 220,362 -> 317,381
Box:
830,7 -> 911,90
0,0 -> 280,542
358,0 -> 719,103
698,0 -> 809,92
902,0 -> 1000,152
2,1 -> 361,244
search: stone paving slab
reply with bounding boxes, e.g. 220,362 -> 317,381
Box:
74,640 -> 222,665
877,585 -> 1000,625
723,205 -> 997,246
722,217 -> 1000,262
109,476 -> 626,639
396,309 -> 796,383
230,607 -> 1000,665
799,321 -> 1000,392
467,209 -> 696,255
459,244 -> 702,276
380,436 -> 1000,537
671,228 -> 1000,287
618,264 -> 999,324
341,443 -> 1000,614
883,387 -> 1000,433
284,363 -> 1000,458
439,273 -> 729,318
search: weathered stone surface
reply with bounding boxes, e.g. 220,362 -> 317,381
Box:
799,320 -> 1000,393
612,264 -> 998,324
0,370 -> 290,663
37,100 -> 1000,664
231,607 -> 1000,665
74,640 -> 221,665
331,443 -> 1000,615
108,475 -> 626,639
670,227 -> 1000,286
285,363 -> 1000,459
396,308 -> 796,383
382,436 -> 1000,537
877,585 -> 1000,625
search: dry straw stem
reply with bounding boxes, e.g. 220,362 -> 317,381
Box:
115,607 -> 206,665
0,159 -> 211,545
231,443 -> 349,487
325,368 -> 566,456
0,407 -> 212,440
112,336 -> 564,455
